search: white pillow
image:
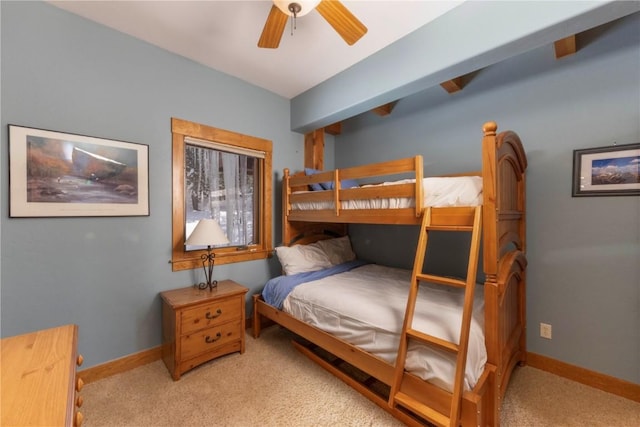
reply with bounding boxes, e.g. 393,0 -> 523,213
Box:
316,236 -> 356,266
275,243 -> 332,275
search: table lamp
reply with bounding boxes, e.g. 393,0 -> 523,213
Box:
185,219 -> 230,290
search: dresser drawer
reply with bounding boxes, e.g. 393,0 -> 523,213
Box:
180,319 -> 242,360
181,296 -> 241,334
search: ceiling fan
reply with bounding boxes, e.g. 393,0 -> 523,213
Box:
258,0 -> 368,49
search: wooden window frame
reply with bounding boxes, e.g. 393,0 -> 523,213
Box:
171,118 -> 273,271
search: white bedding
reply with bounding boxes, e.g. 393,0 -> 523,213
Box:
292,176 -> 483,210
282,263 -> 486,392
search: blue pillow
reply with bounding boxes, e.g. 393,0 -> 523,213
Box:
304,168 -> 325,191
320,179 -> 359,190
305,168 -> 359,191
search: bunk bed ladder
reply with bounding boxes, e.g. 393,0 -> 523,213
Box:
389,206 -> 482,427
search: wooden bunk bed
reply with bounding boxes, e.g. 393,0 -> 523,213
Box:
253,121 -> 527,426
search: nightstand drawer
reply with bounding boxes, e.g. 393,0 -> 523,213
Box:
181,319 -> 242,360
181,296 -> 241,334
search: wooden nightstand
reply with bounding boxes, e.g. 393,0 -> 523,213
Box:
160,280 -> 248,380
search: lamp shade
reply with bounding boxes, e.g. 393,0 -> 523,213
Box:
185,219 -> 230,247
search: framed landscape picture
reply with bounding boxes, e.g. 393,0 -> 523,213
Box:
9,125 -> 149,217
572,143 -> 640,197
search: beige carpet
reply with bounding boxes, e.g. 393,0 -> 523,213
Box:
81,327 -> 640,426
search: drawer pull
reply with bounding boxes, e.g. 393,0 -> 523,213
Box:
206,309 -> 222,319
205,332 -> 222,343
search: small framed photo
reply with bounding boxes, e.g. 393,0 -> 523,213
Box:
572,143 -> 640,197
9,125 -> 150,217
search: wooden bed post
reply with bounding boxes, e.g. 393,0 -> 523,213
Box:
481,121 -> 502,425
481,121 -> 498,284
282,168 -> 292,246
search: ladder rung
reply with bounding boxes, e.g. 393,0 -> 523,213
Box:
425,224 -> 474,232
406,329 -> 459,353
416,273 -> 466,288
394,391 -> 450,427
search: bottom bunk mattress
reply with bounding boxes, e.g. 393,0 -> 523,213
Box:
275,263 -> 487,392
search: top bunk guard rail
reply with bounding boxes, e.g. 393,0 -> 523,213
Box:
285,156 -> 426,225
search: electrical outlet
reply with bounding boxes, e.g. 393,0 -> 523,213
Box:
540,322 -> 552,339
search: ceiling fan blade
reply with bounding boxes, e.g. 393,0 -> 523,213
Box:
316,0 -> 367,46
258,5 -> 288,48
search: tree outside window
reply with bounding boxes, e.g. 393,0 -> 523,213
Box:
185,145 -> 257,247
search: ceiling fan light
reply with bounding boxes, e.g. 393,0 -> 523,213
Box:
273,0 -> 321,17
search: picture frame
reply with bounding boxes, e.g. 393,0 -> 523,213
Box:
572,143 -> 640,197
9,125 -> 150,217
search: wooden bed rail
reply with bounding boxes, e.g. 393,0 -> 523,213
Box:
284,155 -> 428,225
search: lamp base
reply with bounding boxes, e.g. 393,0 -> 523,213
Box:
195,245 -> 218,291
197,280 -> 218,291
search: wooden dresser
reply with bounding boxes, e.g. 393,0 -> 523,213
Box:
1,324 -> 84,426
160,280 -> 248,380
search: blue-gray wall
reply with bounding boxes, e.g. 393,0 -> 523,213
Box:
339,13 -> 640,384
1,1 -> 638,387
0,1 -> 312,367
291,1 -> 640,133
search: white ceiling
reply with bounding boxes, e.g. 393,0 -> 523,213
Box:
48,1 -> 463,99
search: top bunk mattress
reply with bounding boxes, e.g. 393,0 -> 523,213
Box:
292,176 -> 483,210
280,263 -> 487,392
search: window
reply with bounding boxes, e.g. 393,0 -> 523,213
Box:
171,118 -> 272,271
